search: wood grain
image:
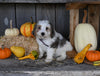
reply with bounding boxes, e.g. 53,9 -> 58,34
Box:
56,4 -> 69,38
0,0 -> 72,3
0,4 -> 15,36
88,5 -> 100,38
70,9 -> 79,48
16,4 -> 35,29
1,0 -> 100,3
66,3 -> 87,10
36,4 -> 55,27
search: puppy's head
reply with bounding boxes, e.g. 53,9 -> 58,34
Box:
33,20 -> 55,39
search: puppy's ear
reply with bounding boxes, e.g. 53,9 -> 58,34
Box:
32,24 -> 37,36
50,23 -> 55,38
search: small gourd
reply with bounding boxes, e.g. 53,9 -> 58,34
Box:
20,17 -> 35,37
10,46 -> 25,58
5,20 -> 19,36
74,44 -> 92,64
0,45 -> 11,59
18,51 -> 38,60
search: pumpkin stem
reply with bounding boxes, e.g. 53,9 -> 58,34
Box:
31,17 -> 33,24
31,34 -> 36,39
10,20 -> 13,29
82,10 -> 87,23
1,45 -> 4,49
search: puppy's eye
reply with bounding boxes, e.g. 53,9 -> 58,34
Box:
38,26 -> 41,29
46,27 -> 49,30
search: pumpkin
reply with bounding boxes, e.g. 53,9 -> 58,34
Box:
5,20 -> 19,36
0,45 -> 11,59
86,50 -> 100,62
20,17 -> 35,37
74,10 -> 97,53
74,44 -> 92,64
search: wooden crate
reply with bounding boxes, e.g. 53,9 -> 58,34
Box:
66,1 -> 100,48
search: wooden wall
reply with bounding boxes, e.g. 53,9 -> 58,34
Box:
0,3 -> 100,48
0,3 -> 69,39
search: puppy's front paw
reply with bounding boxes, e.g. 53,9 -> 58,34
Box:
45,59 -> 52,63
56,57 -> 65,61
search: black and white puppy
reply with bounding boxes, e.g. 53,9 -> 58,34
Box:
33,20 -> 73,63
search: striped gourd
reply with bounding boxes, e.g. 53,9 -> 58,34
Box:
20,22 -> 35,37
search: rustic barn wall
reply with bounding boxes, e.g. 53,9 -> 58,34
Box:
0,4 -> 16,35
56,4 -> 69,39
0,3 -> 99,48
0,3 -> 69,38
16,4 -> 36,29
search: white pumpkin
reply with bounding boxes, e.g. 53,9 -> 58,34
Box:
74,23 -> 97,53
5,20 -> 19,36
5,28 -> 19,36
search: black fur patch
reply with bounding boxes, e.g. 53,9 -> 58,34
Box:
50,37 -> 66,48
51,37 -> 59,48
50,23 -> 55,38
59,38 -> 66,47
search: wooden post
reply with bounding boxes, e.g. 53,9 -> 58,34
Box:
88,5 -> 100,38
70,9 -> 79,48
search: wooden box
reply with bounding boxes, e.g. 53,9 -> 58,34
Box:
66,1 -> 100,48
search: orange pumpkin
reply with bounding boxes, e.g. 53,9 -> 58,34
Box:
0,45 -> 11,59
20,17 -> 35,37
86,50 -> 100,62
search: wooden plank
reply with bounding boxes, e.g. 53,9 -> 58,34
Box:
79,7 -> 88,23
76,1 -> 100,4
36,4 -> 55,27
1,0 -> 100,4
16,4 -> 35,29
79,9 -> 84,23
70,9 -> 79,47
56,4 -> 69,38
0,0 -> 70,3
66,1 -> 100,10
66,3 -> 87,10
88,5 -> 100,38
0,4 -> 15,36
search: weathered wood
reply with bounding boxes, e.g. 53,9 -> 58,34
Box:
66,1 -> 100,10
88,5 -> 100,38
79,8 -> 88,23
74,1 -> 100,4
56,4 -> 69,38
66,3 -> 87,10
16,4 -> 35,29
0,4 -> 15,36
36,4 -> 55,27
70,9 -> 79,47
1,0 -> 100,3
0,0 -> 70,3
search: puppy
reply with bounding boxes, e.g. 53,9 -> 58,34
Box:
33,20 -> 73,63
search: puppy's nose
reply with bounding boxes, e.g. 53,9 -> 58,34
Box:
41,32 -> 45,36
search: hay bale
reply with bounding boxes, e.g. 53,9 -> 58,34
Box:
0,36 -> 39,55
